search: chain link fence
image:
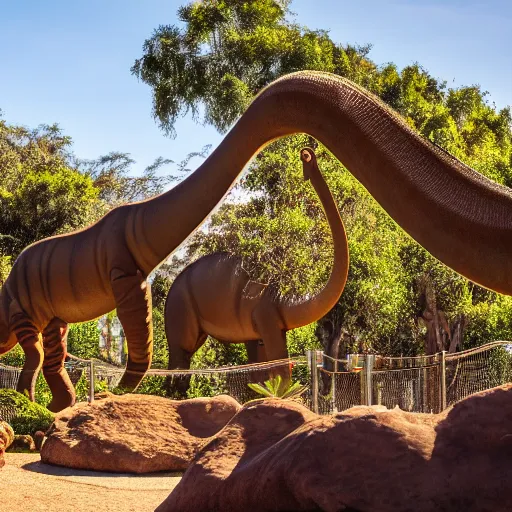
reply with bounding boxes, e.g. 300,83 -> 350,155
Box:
1,341 -> 511,416
0,356 -> 304,407
313,341 -> 512,414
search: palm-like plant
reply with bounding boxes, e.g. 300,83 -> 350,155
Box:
247,375 -> 306,400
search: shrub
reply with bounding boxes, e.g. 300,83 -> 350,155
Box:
0,389 -> 54,436
248,375 -> 306,399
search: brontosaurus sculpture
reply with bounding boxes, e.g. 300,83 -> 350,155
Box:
1,71 -> 511,412
164,148 -> 349,384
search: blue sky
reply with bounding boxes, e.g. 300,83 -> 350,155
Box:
0,0 -> 510,178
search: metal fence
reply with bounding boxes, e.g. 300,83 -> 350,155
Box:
0,355 -> 300,407
312,341 -> 512,414
1,341 -> 511,416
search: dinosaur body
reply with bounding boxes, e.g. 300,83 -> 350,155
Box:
165,149 -> 348,376
0,70 -> 510,411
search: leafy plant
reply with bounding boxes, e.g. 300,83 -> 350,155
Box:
0,389 -> 54,436
248,375 -> 306,399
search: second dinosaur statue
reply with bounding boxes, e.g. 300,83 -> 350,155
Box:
164,148 -> 349,385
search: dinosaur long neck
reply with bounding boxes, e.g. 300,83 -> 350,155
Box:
279,163 -> 349,330
135,71 -> 512,295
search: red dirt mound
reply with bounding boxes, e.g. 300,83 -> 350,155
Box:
158,385 -> 512,512
41,393 -> 240,474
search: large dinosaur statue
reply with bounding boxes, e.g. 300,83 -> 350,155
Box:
164,148 -> 349,386
1,71 -> 511,412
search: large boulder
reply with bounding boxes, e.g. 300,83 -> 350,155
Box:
158,385 -> 512,512
0,421 -> 14,469
41,393 -> 240,473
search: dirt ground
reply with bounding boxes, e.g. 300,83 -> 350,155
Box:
1,453 -> 182,512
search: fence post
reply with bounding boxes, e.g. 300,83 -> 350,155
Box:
307,350 -> 319,414
332,352 -> 338,413
88,359 -> 95,404
362,354 -> 374,406
440,351 -> 447,411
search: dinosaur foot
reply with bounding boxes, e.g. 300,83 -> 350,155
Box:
44,372 -> 76,413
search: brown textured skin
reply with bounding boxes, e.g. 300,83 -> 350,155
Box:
164,148 -> 349,379
1,71 -> 510,411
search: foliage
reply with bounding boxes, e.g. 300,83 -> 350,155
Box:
0,344 -> 24,367
67,321 -> 101,359
0,389 -> 54,435
0,166 -> 99,258
287,323 -> 321,357
191,337 -> 248,369
136,0 -> 512,358
247,375 -> 306,399
135,375 -> 168,397
186,337 -> 248,397
0,253 -> 11,286
487,346 -> 512,387
79,152 -> 175,210
0,116 -> 174,260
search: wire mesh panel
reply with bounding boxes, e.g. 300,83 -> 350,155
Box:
318,368 -> 362,413
0,403 -> 18,423
0,363 -> 21,391
445,343 -> 512,407
3,341 -> 512,414
67,357 -> 307,405
372,364 -> 442,413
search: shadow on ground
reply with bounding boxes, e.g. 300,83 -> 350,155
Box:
22,459 -> 182,490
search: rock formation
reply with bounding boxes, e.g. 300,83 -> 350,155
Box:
0,421 -> 14,469
41,393 -> 240,473
7,434 -> 36,452
158,385 -> 512,512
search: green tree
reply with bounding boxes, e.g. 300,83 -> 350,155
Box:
135,0 -> 512,358
0,117 -> 176,259
67,321 -> 101,360
79,152 -> 175,211
0,114 -> 176,370
0,167 -> 99,257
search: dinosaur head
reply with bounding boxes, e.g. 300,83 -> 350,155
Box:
300,147 -> 318,181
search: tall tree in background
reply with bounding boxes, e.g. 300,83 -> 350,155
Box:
133,0 -> 512,358
0,116 -> 174,259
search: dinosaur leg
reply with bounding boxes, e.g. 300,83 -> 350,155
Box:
167,332 -> 207,398
165,287 -> 204,397
42,318 -> 75,413
246,340 -> 267,364
12,311 -> 43,402
111,269 -> 153,392
253,314 -> 291,390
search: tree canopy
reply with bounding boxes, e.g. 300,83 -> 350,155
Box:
0,117 -> 174,260
134,0 -> 512,358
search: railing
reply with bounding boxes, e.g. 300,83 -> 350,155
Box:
1,341 -> 511,416
310,341 -> 512,414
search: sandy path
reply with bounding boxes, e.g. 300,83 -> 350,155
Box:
1,453 -> 181,512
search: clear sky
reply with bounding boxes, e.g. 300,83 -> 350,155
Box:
1,0 -> 510,178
